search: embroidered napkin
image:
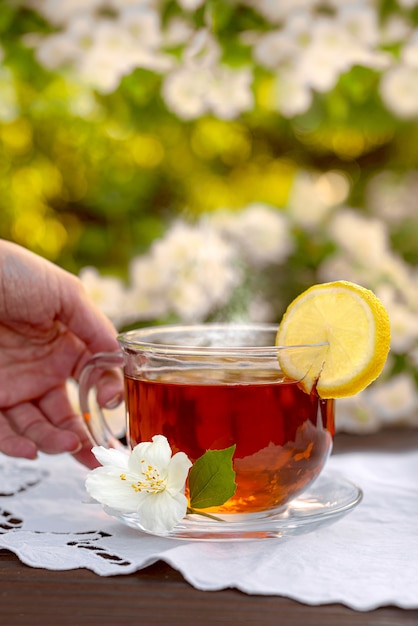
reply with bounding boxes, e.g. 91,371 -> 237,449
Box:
1,447 -> 417,611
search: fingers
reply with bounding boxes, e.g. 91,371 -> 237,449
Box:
95,369 -> 124,409
37,386 -> 98,465
37,385 -> 101,468
0,411 -> 38,460
0,385 -> 119,468
3,402 -> 82,456
58,272 -> 120,356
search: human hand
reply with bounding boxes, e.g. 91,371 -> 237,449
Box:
0,240 -> 123,467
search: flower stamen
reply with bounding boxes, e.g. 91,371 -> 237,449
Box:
128,459 -> 167,494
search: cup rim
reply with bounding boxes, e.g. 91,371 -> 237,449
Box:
117,323 -> 328,357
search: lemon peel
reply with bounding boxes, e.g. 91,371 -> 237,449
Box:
276,281 -> 391,399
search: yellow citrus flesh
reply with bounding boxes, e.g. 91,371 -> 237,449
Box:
276,281 -> 391,399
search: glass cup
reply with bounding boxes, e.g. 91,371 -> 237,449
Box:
79,323 -> 337,539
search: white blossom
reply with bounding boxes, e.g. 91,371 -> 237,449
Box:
407,346 -> 418,370
335,392 -> 381,434
318,254 -> 370,286
162,65 -> 212,119
0,67 -> 19,122
244,0 -> 316,23
86,435 -> 192,534
162,63 -> 253,120
366,374 -> 418,425
35,32 -> 80,70
206,66 -> 254,120
79,267 -> 131,327
380,64 -> 418,118
129,220 -> 242,322
337,4 -> 379,48
274,70 -> 313,117
380,15 -> 412,45
397,0 -> 418,7
209,203 -> 293,267
26,0 -> 102,26
327,209 -> 390,269
402,30 -> 418,68
287,171 -> 349,229
163,17 -> 194,47
376,285 -> 418,354
367,170 -> 418,223
254,30 -> 299,69
177,0 -> 205,9
296,18 -> 353,92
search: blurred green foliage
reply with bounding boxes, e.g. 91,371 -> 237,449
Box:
1,1 -> 418,279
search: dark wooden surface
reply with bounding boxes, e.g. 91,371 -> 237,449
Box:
1,429 -> 418,625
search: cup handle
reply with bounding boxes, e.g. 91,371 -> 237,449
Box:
78,351 -> 126,450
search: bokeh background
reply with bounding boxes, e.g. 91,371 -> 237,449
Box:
1,0 -> 418,431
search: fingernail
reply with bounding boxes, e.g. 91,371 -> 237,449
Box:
104,394 -> 123,409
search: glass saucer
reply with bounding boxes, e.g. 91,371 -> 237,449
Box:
105,473 -> 362,541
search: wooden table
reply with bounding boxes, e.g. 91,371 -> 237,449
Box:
1,429 -> 418,625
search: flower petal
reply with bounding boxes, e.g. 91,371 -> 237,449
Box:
91,446 -> 130,470
166,451 -> 192,495
136,490 -> 188,534
129,435 -> 172,473
85,467 -> 140,513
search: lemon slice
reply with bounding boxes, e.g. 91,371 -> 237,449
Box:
276,280 -> 391,398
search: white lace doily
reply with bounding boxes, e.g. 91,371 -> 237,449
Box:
1,448 -> 418,611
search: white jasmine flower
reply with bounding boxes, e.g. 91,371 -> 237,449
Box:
366,170 -> 418,224
376,285 -> 418,354
107,0 -> 156,7
34,8 -> 169,93
296,17 -> 356,92
288,171 -> 349,229
76,19 -> 139,92
377,254 -> 418,309
119,6 -> 162,49
163,63 -> 253,120
27,0 -> 102,26
327,209 -> 390,269
162,30 -> 252,120
164,18 -> 194,47
407,345 -> 418,370
402,30 -> 418,68
274,70 -> 313,117
79,266 -> 131,327
318,253 -> 374,287
380,64 -> 418,118
254,30 -> 297,69
335,392 -> 381,434
155,222 -> 241,321
397,0 -> 418,7
0,67 -> 19,122
210,203 -> 293,267
380,15 -> 412,45
367,375 -> 418,425
247,296 -> 275,322
244,0 -> 316,23
126,256 -> 171,320
386,302 -> 418,354
128,221 -> 241,322
162,65 -> 211,120
35,32 -> 80,70
177,0 -> 205,9
86,435 -> 192,534
337,4 -> 379,48
207,66 -> 254,120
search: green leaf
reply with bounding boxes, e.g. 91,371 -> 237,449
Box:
188,445 -> 236,510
